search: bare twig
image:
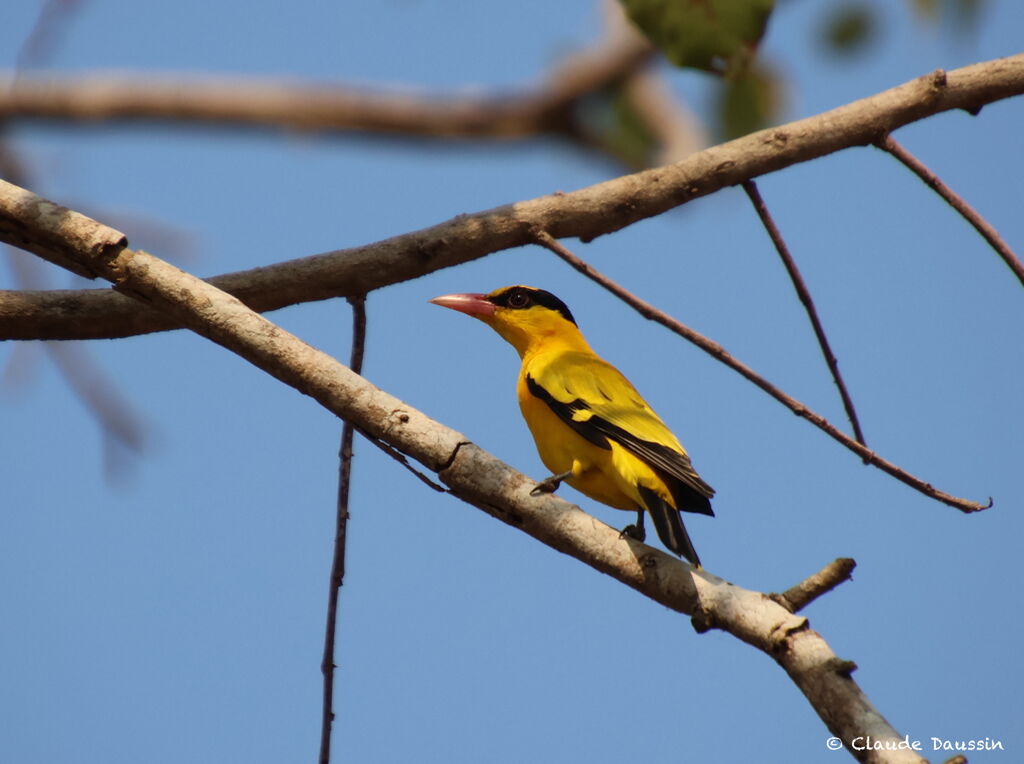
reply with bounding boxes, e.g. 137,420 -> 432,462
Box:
772,558 -> 857,613
742,179 -> 868,451
877,134 -> 1024,287
3,55 -> 1023,343
362,436 -> 449,493
319,295 -> 367,764
13,0 -> 82,73
531,229 -> 990,514
5,180 -> 929,763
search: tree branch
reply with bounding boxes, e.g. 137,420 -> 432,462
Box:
0,26 -> 651,139
531,229 -> 990,513
742,179 -> 868,450
876,134 -> 1024,287
1,54 -> 1021,342
771,558 -> 857,613
5,178 -> 928,764
319,295 -> 366,764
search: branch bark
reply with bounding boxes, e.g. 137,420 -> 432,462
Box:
4,177 -> 927,764
1,53 -> 1021,342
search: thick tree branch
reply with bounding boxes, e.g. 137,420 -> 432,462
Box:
1,54 -> 1021,342
6,178 -> 926,764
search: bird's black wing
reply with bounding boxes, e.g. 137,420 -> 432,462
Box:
526,371 -> 714,515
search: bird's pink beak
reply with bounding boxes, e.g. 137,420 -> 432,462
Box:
429,292 -> 496,318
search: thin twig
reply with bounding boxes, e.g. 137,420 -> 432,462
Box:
742,179 -> 868,453
771,558 -> 857,613
532,229 -> 991,514
319,295 -> 367,764
363,435 -> 449,493
877,134 -> 1024,288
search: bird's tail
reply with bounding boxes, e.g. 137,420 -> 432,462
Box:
638,486 -> 702,567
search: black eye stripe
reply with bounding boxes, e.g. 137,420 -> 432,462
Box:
488,286 -> 577,325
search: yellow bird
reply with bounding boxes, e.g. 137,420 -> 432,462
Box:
430,285 -> 714,566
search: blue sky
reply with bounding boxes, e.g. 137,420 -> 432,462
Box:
2,2 -> 1022,763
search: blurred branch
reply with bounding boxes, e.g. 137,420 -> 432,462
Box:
742,179 -> 868,450
13,0 -> 82,73
1,178 -> 929,764
319,295 -> 366,764
876,133 -> 1024,287
0,25 -> 652,139
621,65 -> 705,164
2,54 -> 1022,342
0,117 -> 147,468
531,229 -> 990,514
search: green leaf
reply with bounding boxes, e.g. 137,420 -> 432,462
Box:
620,0 -> 775,75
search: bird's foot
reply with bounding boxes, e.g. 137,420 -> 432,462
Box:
530,471 -> 573,497
619,523 -> 646,543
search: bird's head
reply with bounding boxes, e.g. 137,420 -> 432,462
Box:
430,285 -> 583,358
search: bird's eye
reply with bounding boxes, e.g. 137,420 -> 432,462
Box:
506,290 -> 531,309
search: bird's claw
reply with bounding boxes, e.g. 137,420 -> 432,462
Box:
619,523 -> 646,543
530,477 -> 562,496
530,470 -> 573,496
